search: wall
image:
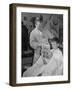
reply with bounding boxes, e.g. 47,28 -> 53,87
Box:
22,13 -> 63,38
0,0 -> 72,90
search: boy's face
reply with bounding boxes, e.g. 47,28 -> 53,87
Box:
51,41 -> 59,49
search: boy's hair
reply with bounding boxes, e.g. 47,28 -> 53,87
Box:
50,37 -> 60,44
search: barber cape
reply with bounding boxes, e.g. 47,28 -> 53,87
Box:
23,44 -> 50,77
23,47 -> 63,77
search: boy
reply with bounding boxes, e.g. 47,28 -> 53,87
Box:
41,37 -> 63,76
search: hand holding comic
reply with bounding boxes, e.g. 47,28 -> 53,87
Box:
41,44 -> 53,64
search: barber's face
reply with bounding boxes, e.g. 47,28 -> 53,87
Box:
36,21 -> 40,27
36,21 -> 43,31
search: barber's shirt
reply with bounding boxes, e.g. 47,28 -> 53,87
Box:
30,28 -> 43,50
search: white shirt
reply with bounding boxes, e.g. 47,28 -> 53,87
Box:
30,28 -> 43,50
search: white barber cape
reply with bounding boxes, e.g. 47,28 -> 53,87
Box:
23,48 -> 63,77
23,56 -> 43,77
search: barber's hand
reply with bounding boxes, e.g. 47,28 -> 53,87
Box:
43,59 -> 47,64
46,51 -> 53,59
